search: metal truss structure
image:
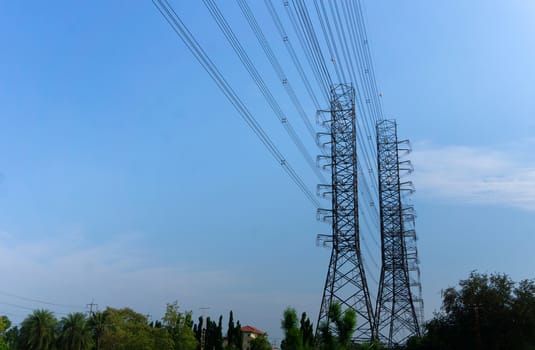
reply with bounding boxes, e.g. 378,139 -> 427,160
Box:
315,84 -> 376,342
375,119 -> 423,346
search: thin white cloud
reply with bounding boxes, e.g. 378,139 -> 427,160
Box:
0,235 -> 313,338
410,140 -> 535,211
0,235 -> 242,323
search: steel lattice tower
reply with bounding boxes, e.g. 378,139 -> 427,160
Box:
316,84 -> 375,342
375,119 -> 423,346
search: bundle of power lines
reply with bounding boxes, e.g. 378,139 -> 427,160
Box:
153,0 -> 385,300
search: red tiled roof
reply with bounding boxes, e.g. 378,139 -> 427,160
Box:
241,325 -> 265,335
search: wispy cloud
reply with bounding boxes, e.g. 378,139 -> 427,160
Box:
0,234 -> 315,337
0,235 -> 242,321
410,140 -> 535,211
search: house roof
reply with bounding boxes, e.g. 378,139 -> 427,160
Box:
241,325 -> 265,335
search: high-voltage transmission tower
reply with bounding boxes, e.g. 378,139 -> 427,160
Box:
375,120 -> 423,346
316,84 -> 376,342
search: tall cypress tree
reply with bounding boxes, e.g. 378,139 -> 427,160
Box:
235,320 -> 243,350
216,315 -> 223,350
227,311 -> 235,348
206,317 -> 214,350
195,316 -> 204,350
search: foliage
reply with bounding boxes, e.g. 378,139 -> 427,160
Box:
88,311 -> 108,350
355,340 -> 385,350
235,321 -> 243,350
317,303 -> 357,350
6,272 -> 535,350
151,323 -> 173,350
299,313 -> 314,350
4,325 -> 20,350
0,302 -> 251,350
0,316 -> 10,350
194,316 -> 222,350
354,340 -> 384,350
19,309 -> 58,350
58,312 -> 93,350
216,316 -> 224,350
280,308 -> 314,350
249,335 -> 271,350
225,311 -> 243,350
409,271 -> 535,350
99,307 -> 153,350
0,316 -> 10,335
281,308 -> 303,350
161,302 -> 197,350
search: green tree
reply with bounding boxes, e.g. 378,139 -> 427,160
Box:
235,321 -> 243,350
225,312 -> 242,350
194,317 -> 203,346
162,302 -> 197,350
511,279 -> 535,347
58,312 -> 92,350
0,315 -> 11,350
227,312 -> 235,349
202,317 -> 222,350
88,311 -> 108,350
249,336 -> 271,350
151,325 -> 173,350
299,313 -> 314,350
414,271 -> 535,350
216,316 -> 223,350
281,308 -> 303,350
4,325 -> 20,350
355,340 -> 384,350
317,303 -> 357,350
0,316 -> 9,334
19,309 -> 58,350
99,307 -> 153,350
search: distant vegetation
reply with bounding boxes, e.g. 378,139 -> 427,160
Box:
406,271 -> 535,350
280,271 -> 535,350
0,302 -> 244,350
1,272 -> 534,350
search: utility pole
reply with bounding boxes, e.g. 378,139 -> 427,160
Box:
87,300 -> 98,316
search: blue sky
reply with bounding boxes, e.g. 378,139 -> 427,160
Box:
1,0 -> 535,342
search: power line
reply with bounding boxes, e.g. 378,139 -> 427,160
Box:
312,0 -> 346,84
305,0 -> 380,191
264,0 -> 323,110
0,301 -> 72,316
351,0 -> 385,120
152,0 -> 320,208
236,0 -> 317,141
0,290 -> 84,309
285,1 -> 381,241
285,0 -> 332,98
201,0 -> 326,183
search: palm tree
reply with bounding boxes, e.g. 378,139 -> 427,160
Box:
19,309 -> 58,350
88,311 -> 108,350
58,312 -> 92,350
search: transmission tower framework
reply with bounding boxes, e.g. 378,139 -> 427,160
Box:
375,119 -> 423,346
316,84 -> 376,343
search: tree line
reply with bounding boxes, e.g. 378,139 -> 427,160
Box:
281,272 -> 535,350
2,271 -> 535,350
406,271 -> 535,350
0,302 -> 253,350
